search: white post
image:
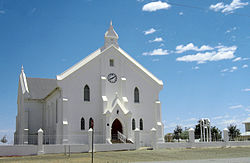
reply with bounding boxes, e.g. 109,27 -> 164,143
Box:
223,128 -> 229,147
206,127 -> 209,142
37,128 -> 44,155
134,128 -> 140,150
223,128 -> 229,142
88,128 -> 94,152
203,125 -> 205,142
188,128 -> 195,143
200,121 -> 203,142
187,128 -> 195,149
209,126 -> 211,142
151,128 -> 157,150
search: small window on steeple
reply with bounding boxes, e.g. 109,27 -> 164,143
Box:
110,59 -> 114,67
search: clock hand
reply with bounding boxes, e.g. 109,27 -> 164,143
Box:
109,76 -> 116,80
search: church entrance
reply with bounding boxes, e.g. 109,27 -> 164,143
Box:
111,119 -> 123,140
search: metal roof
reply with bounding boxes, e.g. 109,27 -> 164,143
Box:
26,78 -> 57,99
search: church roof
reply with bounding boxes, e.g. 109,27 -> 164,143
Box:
26,78 -> 57,99
57,45 -> 163,86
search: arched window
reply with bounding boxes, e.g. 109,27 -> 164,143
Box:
132,119 -> 135,130
81,117 -> 85,130
89,118 -> 94,129
139,119 -> 143,130
134,87 -> 139,103
84,85 -> 90,101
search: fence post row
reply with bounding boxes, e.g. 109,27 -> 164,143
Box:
37,128 -> 44,155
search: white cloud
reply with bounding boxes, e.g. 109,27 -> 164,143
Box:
210,0 -> 248,14
243,58 -> 250,60
242,64 -> 248,68
152,58 -> 160,62
176,45 -> 237,64
142,1 -> 171,12
192,66 -> 200,70
144,28 -> 156,35
242,88 -> 250,92
143,48 -> 169,56
220,119 -> 238,125
229,104 -> 243,109
210,2 -> 225,12
159,43 -> 165,47
213,115 -> 230,120
226,27 -> 237,34
149,37 -> 163,43
179,12 -> 184,15
232,57 -> 241,62
229,66 -> 238,72
176,43 -> 214,54
186,118 -> 197,122
213,116 -> 223,120
221,68 -> 229,72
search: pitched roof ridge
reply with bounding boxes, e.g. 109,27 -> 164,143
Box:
27,77 -> 56,80
117,47 -> 163,86
57,48 -> 101,80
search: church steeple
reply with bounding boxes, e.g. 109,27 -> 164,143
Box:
102,21 -> 119,51
19,65 -> 29,94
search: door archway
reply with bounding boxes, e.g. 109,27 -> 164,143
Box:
111,119 -> 123,140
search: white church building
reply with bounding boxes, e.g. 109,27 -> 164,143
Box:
15,22 -> 164,146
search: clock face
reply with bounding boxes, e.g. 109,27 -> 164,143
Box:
107,73 -> 117,83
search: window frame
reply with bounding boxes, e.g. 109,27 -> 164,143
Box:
132,118 -> 136,130
81,117 -> 85,130
139,118 -> 143,130
134,87 -> 140,103
89,117 -> 94,129
110,59 -> 114,67
84,85 -> 90,102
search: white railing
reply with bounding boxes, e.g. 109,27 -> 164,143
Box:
118,131 -> 126,143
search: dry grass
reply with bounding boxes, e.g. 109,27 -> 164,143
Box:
1,146 -> 250,163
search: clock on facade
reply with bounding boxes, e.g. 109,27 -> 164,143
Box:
107,73 -> 117,83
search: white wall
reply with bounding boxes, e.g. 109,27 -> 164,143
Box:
0,145 -> 37,156
24,100 -> 43,135
157,141 -> 250,149
95,143 -> 135,152
44,144 -> 89,154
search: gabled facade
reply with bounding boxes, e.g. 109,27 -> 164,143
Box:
15,22 -> 164,146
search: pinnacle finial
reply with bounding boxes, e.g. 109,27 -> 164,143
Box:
110,20 -> 112,26
21,65 -> 24,72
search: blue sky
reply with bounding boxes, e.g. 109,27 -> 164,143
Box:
0,0 -> 250,143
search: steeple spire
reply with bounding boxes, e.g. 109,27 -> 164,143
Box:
19,65 -> 29,94
102,21 -> 119,51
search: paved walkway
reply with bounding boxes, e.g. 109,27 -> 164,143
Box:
134,157 -> 250,163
